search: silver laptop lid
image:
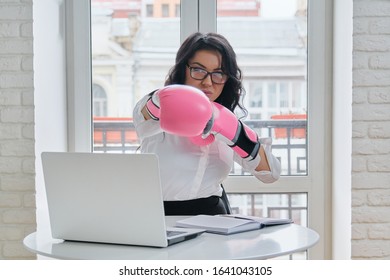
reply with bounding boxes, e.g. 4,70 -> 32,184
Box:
41,152 -> 169,247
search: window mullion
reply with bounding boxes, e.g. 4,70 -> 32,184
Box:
198,0 -> 216,33
180,0 -> 199,42
65,0 -> 92,152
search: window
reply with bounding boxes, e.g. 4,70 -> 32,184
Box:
279,82 -> 289,108
146,4 -> 153,17
215,2 -> 309,259
90,0 -> 180,115
67,0 -> 332,259
249,83 -> 263,108
92,84 -> 107,117
267,82 -> 277,107
175,4 -> 180,17
161,4 -> 169,17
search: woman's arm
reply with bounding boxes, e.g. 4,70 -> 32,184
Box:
133,94 -> 164,140
141,105 -> 152,120
234,137 -> 281,184
256,145 -> 270,171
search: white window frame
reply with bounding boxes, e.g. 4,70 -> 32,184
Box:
65,0 -> 92,152
65,0 -> 350,260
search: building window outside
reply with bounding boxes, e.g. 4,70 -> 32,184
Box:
146,4 -> 153,17
161,4 -> 169,17
175,4 -> 180,17
247,80 -> 306,119
267,82 -> 277,108
92,84 -> 107,117
279,82 -> 289,108
249,84 -> 263,108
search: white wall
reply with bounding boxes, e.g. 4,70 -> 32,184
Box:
0,0 -> 35,259
352,0 -> 390,259
33,0 -> 67,241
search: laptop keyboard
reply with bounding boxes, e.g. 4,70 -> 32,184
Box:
166,230 -> 186,237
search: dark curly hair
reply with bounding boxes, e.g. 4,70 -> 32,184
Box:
164,32 -> 247,117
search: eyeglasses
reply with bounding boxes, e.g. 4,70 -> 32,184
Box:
186,64 -> 228,84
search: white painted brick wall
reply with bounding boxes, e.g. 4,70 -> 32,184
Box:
0,0 -> 35,260
353,0 -> 390,259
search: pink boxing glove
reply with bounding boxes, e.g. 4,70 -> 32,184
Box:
189,102 -> 260,160
145,85 -> 213,137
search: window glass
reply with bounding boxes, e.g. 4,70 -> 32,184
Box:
216,0 -> 308,177
217,0 -> 309,259
91,0 -> 180,153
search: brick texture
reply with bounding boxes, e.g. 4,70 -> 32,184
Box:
353,0 -> 390,260
0,0 -> 35,260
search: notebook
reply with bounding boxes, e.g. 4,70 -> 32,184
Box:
41,152 -> 205,247
176,214 -> 293,235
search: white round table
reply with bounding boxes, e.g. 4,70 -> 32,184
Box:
24,216 -> 319,260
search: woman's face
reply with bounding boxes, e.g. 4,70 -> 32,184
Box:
185,49 -> 226,102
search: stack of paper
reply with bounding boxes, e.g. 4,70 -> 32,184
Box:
175,214 -> 293,235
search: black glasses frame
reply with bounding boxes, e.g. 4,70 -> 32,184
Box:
186,64 -> 228,84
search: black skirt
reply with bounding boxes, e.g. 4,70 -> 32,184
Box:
164,196 -> 228,216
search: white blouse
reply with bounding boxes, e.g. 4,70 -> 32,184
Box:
133,95 -> 281,201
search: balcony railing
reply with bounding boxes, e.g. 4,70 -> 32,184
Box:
93,118 -> 307,176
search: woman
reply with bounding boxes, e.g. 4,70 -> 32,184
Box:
133,32 -> 281,215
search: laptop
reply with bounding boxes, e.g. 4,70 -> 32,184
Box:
41,152 -> 205,247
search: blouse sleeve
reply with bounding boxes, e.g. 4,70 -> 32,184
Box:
234,137 -> 281,184
133,94 -> 163,141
